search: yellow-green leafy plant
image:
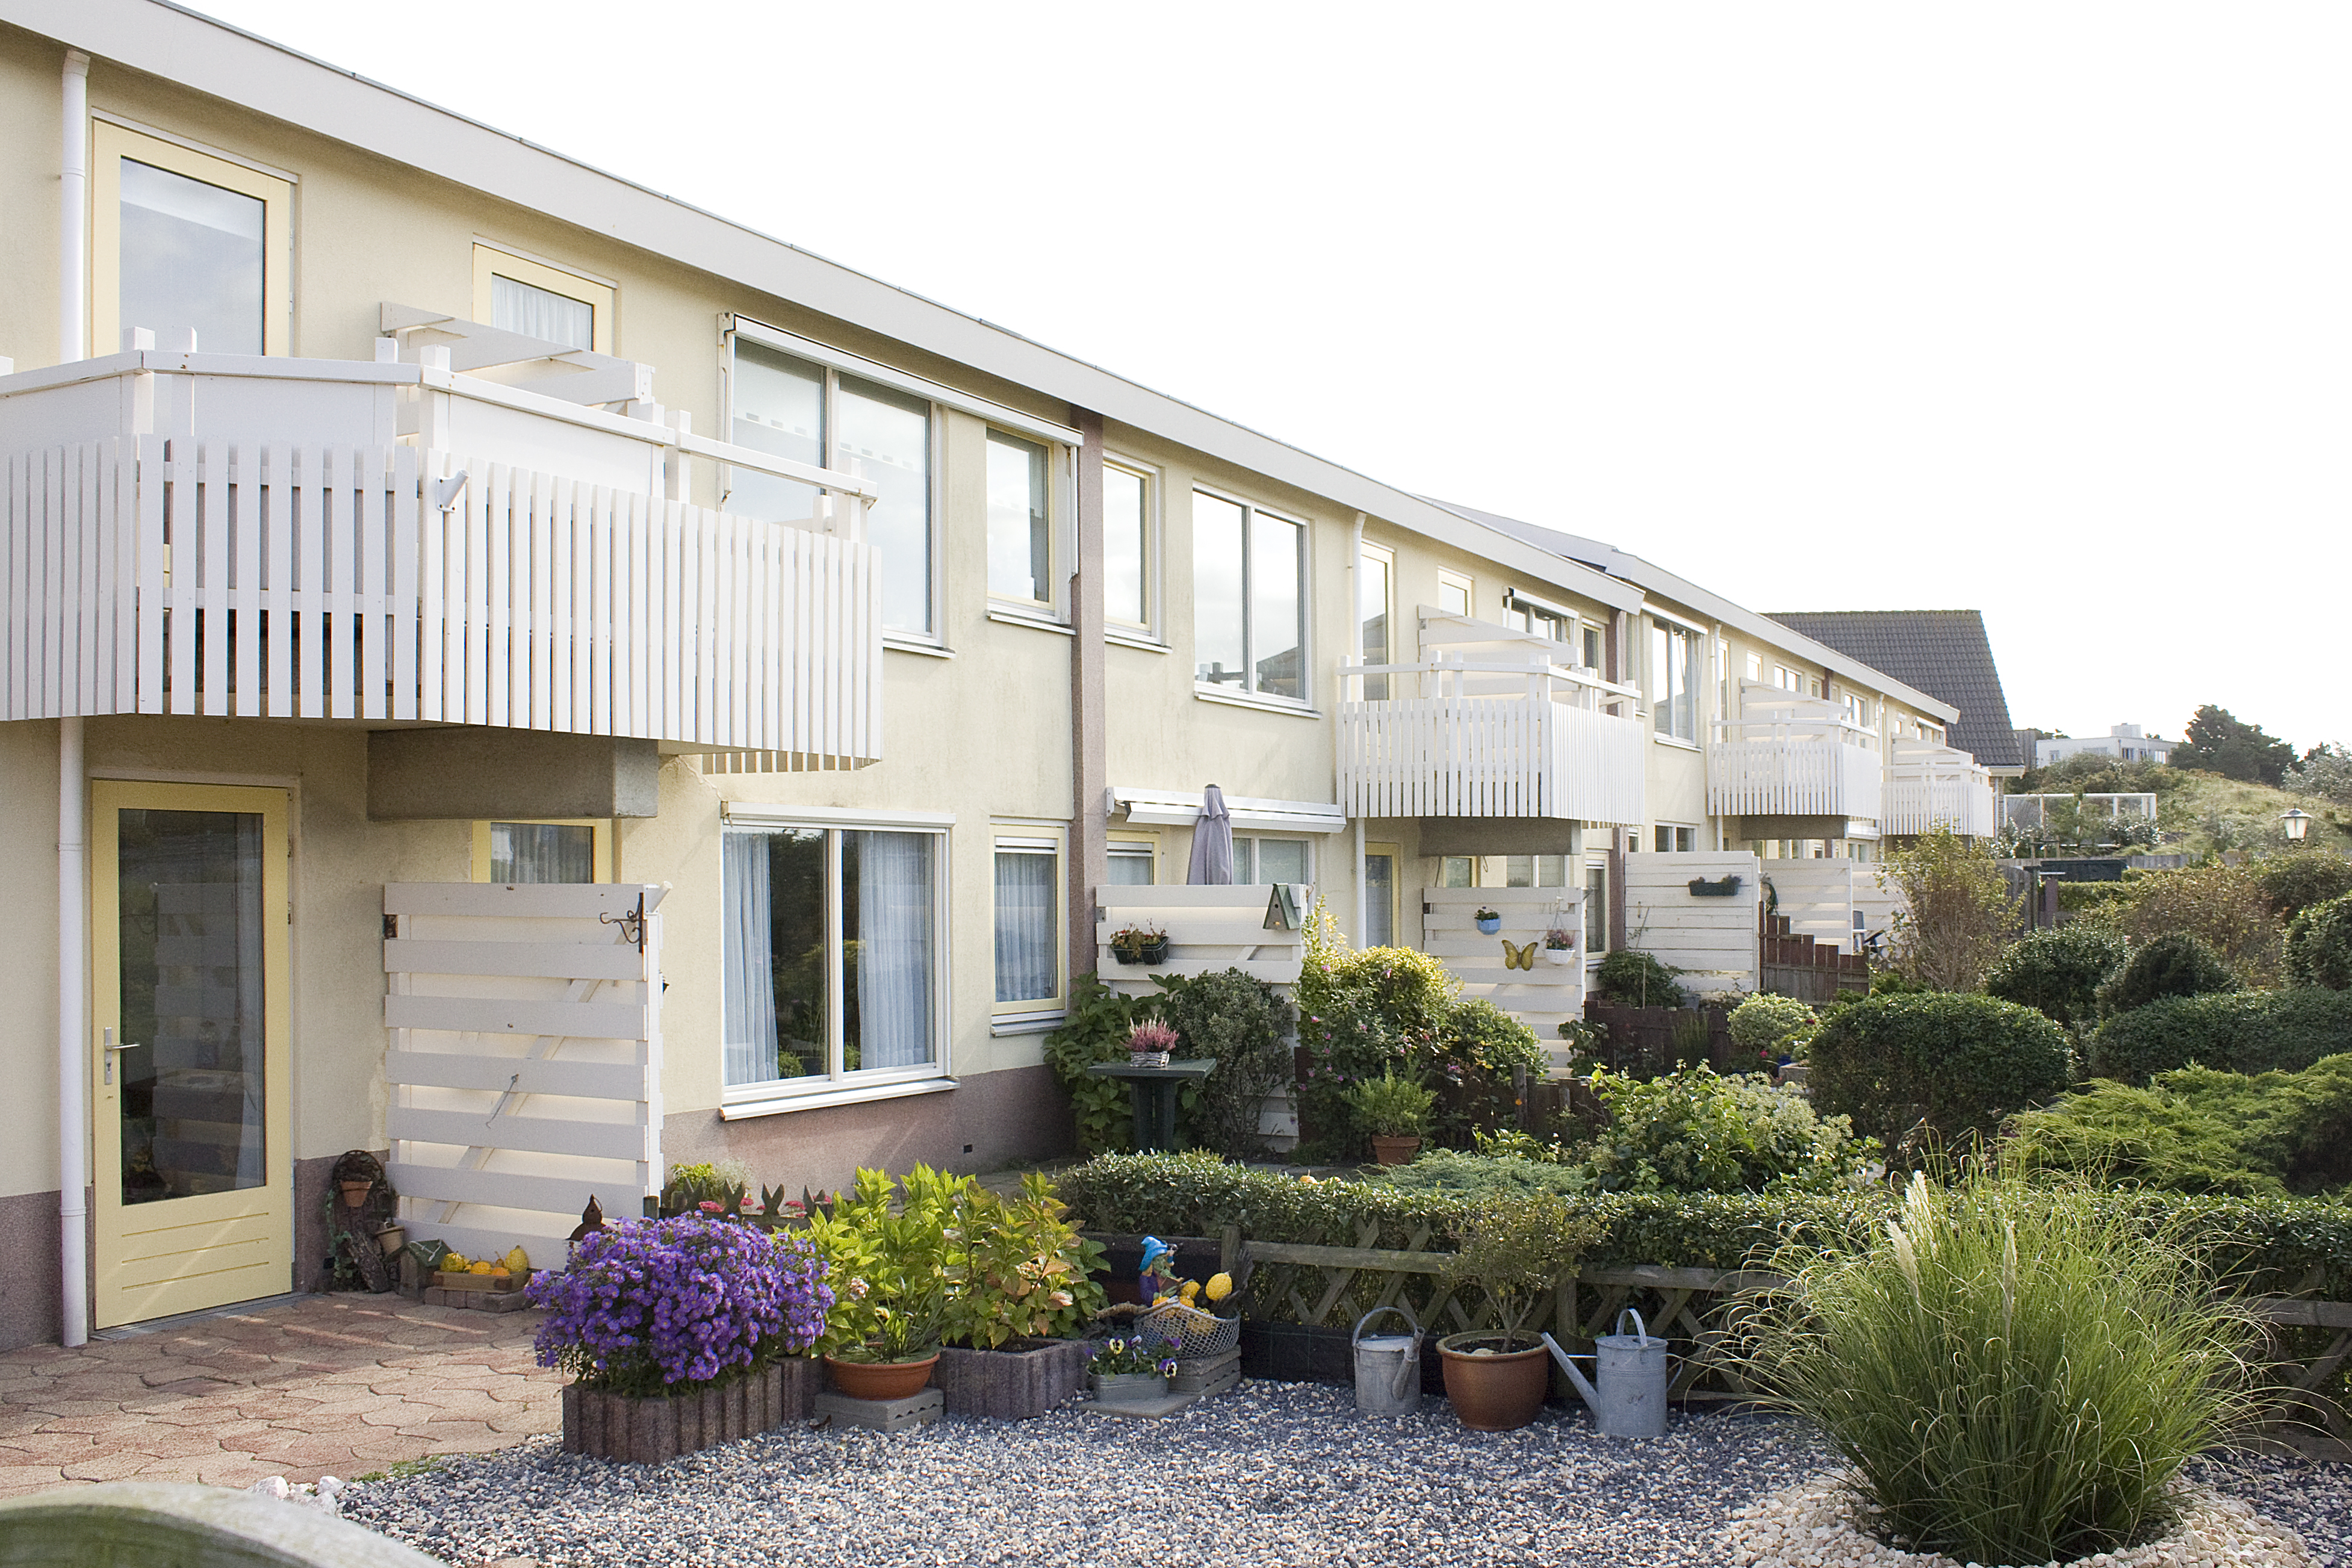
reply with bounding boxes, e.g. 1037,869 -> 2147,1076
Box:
1344,1070 -> 1435,1138
1439,1191 -> 1606,1348
804,1165 -> 964,1362
943,1173 -> 1106,1348
1734,1168 -> 2265,1566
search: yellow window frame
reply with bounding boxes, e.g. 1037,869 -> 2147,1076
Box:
91,122 -> 293,357
992,826 -> 1067,1018
471,244 -> 615,354
471,819 -> 614,884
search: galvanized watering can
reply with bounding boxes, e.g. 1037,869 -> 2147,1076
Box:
1541,1309 -> 1672,1437
1350,1304 -> 1424,1416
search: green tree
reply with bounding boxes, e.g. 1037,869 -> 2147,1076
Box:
2171,704 -> 2297,787
2286,742 -> 2352,807
1882,826 -> 2019,991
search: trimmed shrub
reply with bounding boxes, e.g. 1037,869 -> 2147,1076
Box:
2285,891 -> 2352,990
2098,931 -> 2237,1015
1727,994 -> 1816,1065
1591,948 -> 1686,1009
2055,880 -> 2138,915
1983,925 -> 2129,1027
1735,1171 -> 2264,1565
1807,993 -> 2074,1159
1578,1067 -> 1874,1194
1156,967 -> 1295,1158
1428,998 -> 1547,1146
2108,863 -> 2280,985
2011,1055 -> 2352,1198
2255,852 -> 2352,923
2085,987 -> 2352,1083
1052,1150 -> 2352,1300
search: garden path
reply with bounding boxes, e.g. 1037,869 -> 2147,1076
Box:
0,1294 -> 556,1499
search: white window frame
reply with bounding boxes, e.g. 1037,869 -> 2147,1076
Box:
724,326 -> 951,644
1235,834 -> 1313,885
985,427 -> 1065,618
718,804 -> 955,1117
991,827 -> 1067,1025
1651,619 -> 1702,743
471,243 -> 615,354
1437,569 -> 1475,619
1358,541 -> 1396,700
1651,823 -> 1698,855
1106,829 -> 1160,886
470,819 -> 613,883
92,119 -> 294,358
1103,454 -> 1163,644
1191,486 -> 1311,708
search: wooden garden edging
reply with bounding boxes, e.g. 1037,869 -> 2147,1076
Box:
1199,1227 -> 2352,1426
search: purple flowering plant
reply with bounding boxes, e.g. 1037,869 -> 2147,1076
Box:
527,1215 -> 833,1397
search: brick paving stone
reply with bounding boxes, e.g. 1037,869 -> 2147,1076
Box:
60,1451 -> 157,1483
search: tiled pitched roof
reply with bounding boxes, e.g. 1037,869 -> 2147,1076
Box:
1763,610 -> 2024,769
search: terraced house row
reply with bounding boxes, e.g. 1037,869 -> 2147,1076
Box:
0,0 -> 2019,1350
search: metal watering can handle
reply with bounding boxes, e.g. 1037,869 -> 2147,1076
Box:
1617,1307 -> 1650,1347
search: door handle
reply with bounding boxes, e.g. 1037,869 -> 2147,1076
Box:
102,1026 -> 144,1086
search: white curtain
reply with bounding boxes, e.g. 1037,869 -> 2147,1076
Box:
855,831 -> 934,1070
721,832 -> 778,1086
491,274 -> 593,351
993,851 -> 1057,1003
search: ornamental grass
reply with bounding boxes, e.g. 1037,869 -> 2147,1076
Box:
1734,1168 -> 2267,1566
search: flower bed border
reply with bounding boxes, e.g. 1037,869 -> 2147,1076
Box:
560,1359 -> 818,1465
933,1339 -> 1091,1421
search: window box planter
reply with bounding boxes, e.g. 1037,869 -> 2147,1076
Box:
1090,1370 -> 1170,1404
560,1359 -> 815,1465
934,1339 -> 1091,1421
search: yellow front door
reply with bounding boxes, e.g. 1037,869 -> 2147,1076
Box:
90,781 -> 292,1328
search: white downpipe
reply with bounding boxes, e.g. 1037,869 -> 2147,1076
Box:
1347,514 -> 1367,944
58,49 -> 90,1350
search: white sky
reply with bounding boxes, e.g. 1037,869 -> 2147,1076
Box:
191,1 -> 2348,751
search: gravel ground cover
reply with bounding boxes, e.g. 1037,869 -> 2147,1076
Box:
338,1382 -> 2351,1568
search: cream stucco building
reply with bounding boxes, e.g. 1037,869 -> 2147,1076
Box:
0,0 -> 2001,1350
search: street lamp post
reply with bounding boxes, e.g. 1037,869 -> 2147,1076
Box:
2280,808 -> 2312,843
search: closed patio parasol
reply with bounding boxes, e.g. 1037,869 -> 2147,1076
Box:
1187,784 -> 1235,885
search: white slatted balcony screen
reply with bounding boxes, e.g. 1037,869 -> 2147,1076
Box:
0,439 -> 880,767
383,881 -> 665,1272
1420,886 -> 1586,1071
1339,693 -> 1647,824
1884,743 -> 1997,836
1707,684 -> 1885,822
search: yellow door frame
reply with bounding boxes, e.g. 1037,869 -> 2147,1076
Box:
90,781 -> 292,1328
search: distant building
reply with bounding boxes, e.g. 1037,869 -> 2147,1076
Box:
2034,725 -> 2174,767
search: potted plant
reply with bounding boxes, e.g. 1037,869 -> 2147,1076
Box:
1436,1192 -> 1606,1432
1474,907 -> 1503,935
1109,924 -> 1168,965
806,1166 -> 955,1400
1542,926 -> 1578,966
1088,1334 -> 1177,1404
1344,1070 -> 1435,1165
529,1214 -> 834,1464
1126,1018 -> 1179,1068
934,1174 -> 1105,1420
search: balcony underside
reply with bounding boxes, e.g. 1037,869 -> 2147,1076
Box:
1737,814 -> 1867,843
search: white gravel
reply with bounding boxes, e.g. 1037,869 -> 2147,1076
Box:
337,1384 -> 2352,1568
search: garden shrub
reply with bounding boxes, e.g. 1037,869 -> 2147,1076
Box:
1591,947 -> 1686,1008
2055,880 -> 2138,915
2255,852 -> 2352,923
1726,994 -> 1816,1066
1294,999 -> 1403,1161
1982,925 -> 2128,1027
1881,826 -> 2017,990
1052,1151 -> 2352,1300
1156,967 -> 1295,1159
2010,1055 -> 2352,1198
1734,1171 -> 2264,1566
1807,993 -> 2073,1160
2285,890 -> 2352,990
2097,930 -> 2237,1015
2087,988 -> 2352,1083
1293,907 -> 1459,1038
1428,997 -> 1547,1145
1577,1067 -> 1875,1194
2107,862 -> 2280,985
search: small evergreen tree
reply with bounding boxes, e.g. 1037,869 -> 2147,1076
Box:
2171,704 -> 2297,787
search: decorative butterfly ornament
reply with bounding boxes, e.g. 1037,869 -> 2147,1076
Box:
1501,940 -> 1536,970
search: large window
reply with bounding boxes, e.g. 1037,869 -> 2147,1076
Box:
1234,836 -> 1311,885
1359,545 -> 1393,701
987,432 -> 1053,608
93,123 -> 291,358
722,822 -> 944,1091
1193,492 -> 1305,701
473,245 -> 613,354
1651,622 -> 1701,741
992,833 -> 1063,1018
731,340 -> 935,636
1104,461 -> 1153,631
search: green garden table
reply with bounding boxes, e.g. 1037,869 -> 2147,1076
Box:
1085,1058 -> 1215,1153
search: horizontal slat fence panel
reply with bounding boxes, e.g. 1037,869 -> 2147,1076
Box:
0,439 -> 880,768
1422,886 -> 1584,1067
1094,885 -> 1309,996
1339,693 -> 1645,826
385,881 -> 665,1271
1623,852 -> 1761,994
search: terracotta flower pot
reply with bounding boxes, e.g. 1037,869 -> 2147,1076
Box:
338,1180 -> 373,1207
1438,1332 -> 1550,1431
824,1353 -> 939,1401
1368,1135 -> 1423,1166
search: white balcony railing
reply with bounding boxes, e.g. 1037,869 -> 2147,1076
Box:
1338,615 -> 1645,825
0,344 -> 883,768
1885,743 -> 1997,837
1707,684 -> 1884,823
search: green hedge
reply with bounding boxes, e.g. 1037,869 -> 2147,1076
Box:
1051,1152 -> 2352,1301
1807,993 -> 2074,1157
2085,988 -> 2352,1083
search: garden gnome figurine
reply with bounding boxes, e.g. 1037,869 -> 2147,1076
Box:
1140,1236 -> 1181,1306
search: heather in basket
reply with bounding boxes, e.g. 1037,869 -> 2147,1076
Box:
527,1215 -> 833,1398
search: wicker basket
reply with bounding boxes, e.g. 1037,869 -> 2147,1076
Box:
1138,1301 -> 1240,1359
